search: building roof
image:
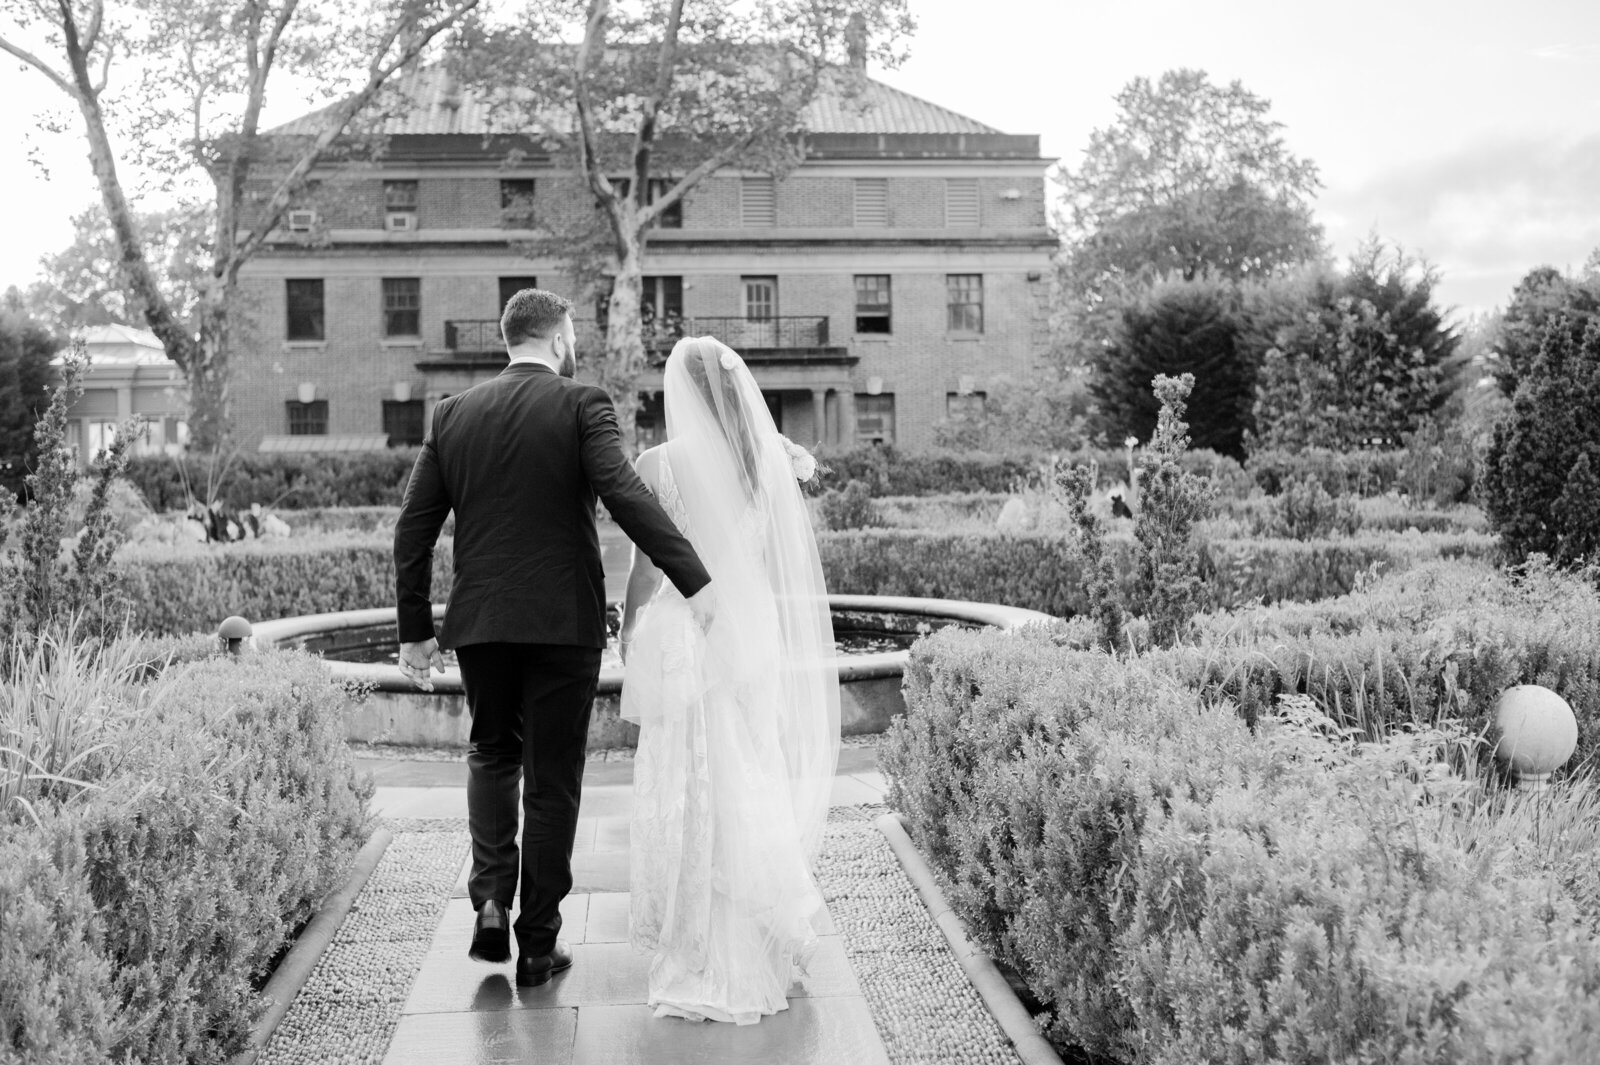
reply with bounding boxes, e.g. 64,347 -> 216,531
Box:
53,324 -> 175,367
268,64 -> 1001,139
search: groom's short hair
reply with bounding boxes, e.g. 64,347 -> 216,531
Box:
501,288 -> 574,346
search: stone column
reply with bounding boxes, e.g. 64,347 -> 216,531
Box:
811,389 -> 828,445
838,389 -> 857,448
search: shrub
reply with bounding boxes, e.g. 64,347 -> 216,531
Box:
0,648 -> 371,1063
1053,464 -> 1122,650
1131,374 -> 1214,644
817,480 -> 881,531
0,343 -> 138,648
1483,315 -> 1600,566
123,449 -> 420,512
1269,474 -> 1361,539
1246,446 -> 1406,497
883,623 -> 1600,1063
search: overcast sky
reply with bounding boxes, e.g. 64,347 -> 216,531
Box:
1,0 -> 1596,318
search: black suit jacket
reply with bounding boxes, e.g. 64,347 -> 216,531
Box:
394,362 -> 711,649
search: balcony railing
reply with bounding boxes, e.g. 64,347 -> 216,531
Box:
449,314 -> 834,357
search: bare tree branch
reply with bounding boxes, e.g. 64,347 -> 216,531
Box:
0,37 -> 79,98
574,0 -> 625,242
629,0 -> 684,212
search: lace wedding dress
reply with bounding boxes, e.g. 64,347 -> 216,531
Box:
621,337 -> 839,1025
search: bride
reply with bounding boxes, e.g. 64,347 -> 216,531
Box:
618,335 -> 840,1024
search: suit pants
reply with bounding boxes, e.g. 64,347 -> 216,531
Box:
456,642 -> 601,956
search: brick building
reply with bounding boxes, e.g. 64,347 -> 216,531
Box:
234,70 -> 1056,452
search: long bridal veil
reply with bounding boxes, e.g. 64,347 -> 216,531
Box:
629,335 -> 841,864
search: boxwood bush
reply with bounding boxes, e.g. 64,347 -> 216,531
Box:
1,649 -> 371,1064
817,445 -> 1253,499
882,621 -> 1600,1063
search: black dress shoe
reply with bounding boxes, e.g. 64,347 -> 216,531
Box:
469,900 -> 511,964
515,940 -> 574,987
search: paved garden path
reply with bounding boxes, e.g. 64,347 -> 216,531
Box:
362,748 -> 898,1065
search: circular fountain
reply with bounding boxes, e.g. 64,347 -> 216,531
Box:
251,595 -> 1053,748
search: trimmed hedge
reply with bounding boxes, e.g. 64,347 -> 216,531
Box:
1244,445 -> 1479,501
124,450 -> 419,511
112,528 -> 1496,636
817,445 -> 1253,499
119,535 -> 454,636
882,623 -> 1600,1063
818,528 -> 1495,618
1,651 -> 371,1064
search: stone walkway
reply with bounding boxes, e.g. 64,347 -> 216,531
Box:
362,748 -> 899,1065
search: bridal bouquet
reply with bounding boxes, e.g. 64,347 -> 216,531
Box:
777,435 -> 819,483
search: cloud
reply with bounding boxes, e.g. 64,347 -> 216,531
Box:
1531,43 -> 1600,61
1319,133 -> 1600,313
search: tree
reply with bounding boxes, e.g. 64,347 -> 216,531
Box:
1056,68 -> 1325,313
22,202 -> 210,336
1490,265 -> 1600,396
1243,238 -> 1460,452
0,308 -> 58,497
1482,316 -> 1600,567
1,0 -> 484,447
458,0 -> 914,446
932,369 -> 1090,453
1089,274 -> 1253,458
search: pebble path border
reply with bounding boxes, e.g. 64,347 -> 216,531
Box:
815,806 -> 1025,1065
253,818 -> 469,1065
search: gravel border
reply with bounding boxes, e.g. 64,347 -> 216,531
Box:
816,806 -> 1025,1065
251,819 -> 469,1065
875,814 -> 1064,1065
232,827 -> 395,1065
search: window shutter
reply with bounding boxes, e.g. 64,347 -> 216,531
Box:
741,177 -> 776,226
854,178 -> 888,226
945,178 -> 980,226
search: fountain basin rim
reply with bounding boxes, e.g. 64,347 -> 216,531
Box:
249,594 -> 1054,695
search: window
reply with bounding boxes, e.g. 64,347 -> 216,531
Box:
285,279 -> 325,341
382,400 -> 425,447
383,278 -> 421,337
946,274 -> 984,333
853,178 -> 887,227
286,400 -> 328,436
854,275 -> 891,334
854,394 -> 895,445
946,391 -> 987,419
498,276 -> 539,312
742,276 -> 777,319
384,180 -> 419,212
500,179 -> 536,225
643,276 -> 684,321
740,177 -> 775,226
945,178 -> 980,226
618,177 -> 683,228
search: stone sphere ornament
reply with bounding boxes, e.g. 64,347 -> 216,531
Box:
1493,685 -> 1578,788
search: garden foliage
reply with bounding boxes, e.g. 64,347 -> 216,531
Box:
1483,315 -> 1600,566
123,448 -> 420,512
1131,374 -> 1214,644
883,589 -> 1600,1062
1267,474 -> 1361,539
0,648 -> 371,1064
816,480 -> 882,531
1052,464 -> 1123,651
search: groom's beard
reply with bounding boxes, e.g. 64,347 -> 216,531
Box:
559,350 -> 576,378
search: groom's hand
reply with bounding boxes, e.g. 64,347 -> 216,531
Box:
687,583 -> 718,633
399,638 -> 446,691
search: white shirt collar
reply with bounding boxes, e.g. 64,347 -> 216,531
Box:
507,353 -> 560,372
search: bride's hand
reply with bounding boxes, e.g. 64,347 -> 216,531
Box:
618,631 -> 633,664
687,583 -> 718,633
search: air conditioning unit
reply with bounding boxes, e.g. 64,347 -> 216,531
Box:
385,211 -> 415,232
286,209 -> 316,232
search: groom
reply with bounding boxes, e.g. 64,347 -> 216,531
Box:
394,288 -> 715,987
